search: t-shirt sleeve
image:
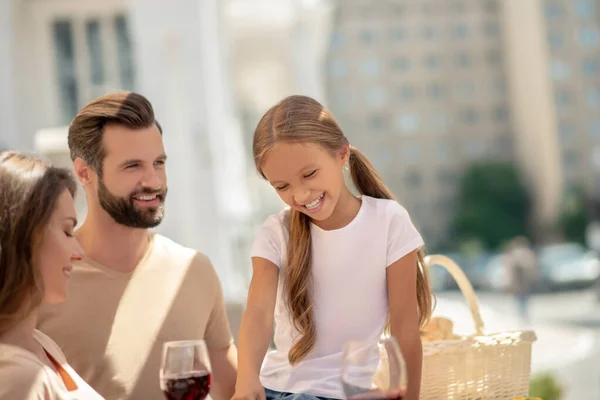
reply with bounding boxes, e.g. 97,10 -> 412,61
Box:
0,361 -> 54,400
386,201 -> 425,267
202,256 -> 235,350
250,214 -> 285,268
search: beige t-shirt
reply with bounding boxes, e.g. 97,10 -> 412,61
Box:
37,233 -> 233,400
0,330 -> 104,399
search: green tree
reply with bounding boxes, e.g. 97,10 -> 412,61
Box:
558,188 -> 590,245
453,162 -> 531,250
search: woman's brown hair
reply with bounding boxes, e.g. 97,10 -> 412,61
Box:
0,151 -> 77,335
253,95 -> 433,364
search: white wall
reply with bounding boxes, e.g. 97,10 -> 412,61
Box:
0,0 -> 17,149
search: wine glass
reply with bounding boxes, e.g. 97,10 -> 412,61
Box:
160,340 -> 212,400
341,337 -> 407,400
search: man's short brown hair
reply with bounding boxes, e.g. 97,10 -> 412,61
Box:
68,91 -> 162,174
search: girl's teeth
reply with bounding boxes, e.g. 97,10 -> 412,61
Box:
305,194 -> 323,210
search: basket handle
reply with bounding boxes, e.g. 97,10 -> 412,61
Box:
424,254 -> 485,335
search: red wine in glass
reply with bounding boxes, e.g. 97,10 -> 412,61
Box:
162,372 -> 211,400
160,340 -> 212,400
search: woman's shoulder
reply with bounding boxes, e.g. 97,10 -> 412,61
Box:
33,329 -> 67,363
0,342 -> 55,399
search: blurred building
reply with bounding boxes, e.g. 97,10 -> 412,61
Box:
325,0 -> 600,248
1,0 -> 252,300
325,0 -> 512,247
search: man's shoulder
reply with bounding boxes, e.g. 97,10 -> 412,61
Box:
152,233 -> 213,269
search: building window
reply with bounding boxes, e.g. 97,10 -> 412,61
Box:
544,3 -> 564,20
457,81 -> 475,98
425,54 -> 441,69
368,114 -> 388,131
114,15 -> 135,91
406,171 -> 422,187
578,27 -> 600,47
359,30 -> 375,44
403,144 -> 420,164
575,0 -> 595,18
486,49 -> 501,66
397,85 -> 415,102
483,0 -> 498,14
330,32 -> 344,49
334,89 -> 352,111
391,28 -> 407,42
555,90 -> 572,108
452,24 -> 468,39
484,22 -> 500,38
422,26 -> 439,41
563,151 -> 578,168
392,57 -> 410,71
460,108 -> 478,124
53,20 -> 79,124
548,31 -> 565,49
395,114 -> 419,134
427,83 -> 444,99
550,60 -> 570,80
329,59 -> 348,78
590,119 -> 600,138
52,14 -> 136,124
583,58 -> 600,76
559,121 -> 574,141
365,87 -> 386,107
360,58 -> 380,77
587,88 -> 600,108
456,52 -> 472,68
85,20 -> 104,86
492,76 -> 506,96
493,105 -> 508,122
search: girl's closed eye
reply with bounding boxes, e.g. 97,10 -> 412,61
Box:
303,170 -> 317,179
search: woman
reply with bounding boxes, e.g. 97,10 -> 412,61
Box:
0,151 -> 104,399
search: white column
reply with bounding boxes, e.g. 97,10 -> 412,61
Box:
291,0 -> 334,103
127,0 -> 252,300
502,0 -> 563,231
0,0 -> 17,149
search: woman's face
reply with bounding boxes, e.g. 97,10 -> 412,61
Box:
33,189 -> 83,304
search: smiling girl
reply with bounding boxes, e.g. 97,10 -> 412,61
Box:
233,96 -> 433,400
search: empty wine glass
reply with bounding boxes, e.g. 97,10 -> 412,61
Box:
341,337 -> 407,400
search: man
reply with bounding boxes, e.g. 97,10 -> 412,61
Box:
38,92 -> 237,400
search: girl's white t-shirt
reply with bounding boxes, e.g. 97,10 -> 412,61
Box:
0,330 -> 105,400
250,196 -> 424,399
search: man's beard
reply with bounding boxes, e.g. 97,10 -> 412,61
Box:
97,178 -> 167,229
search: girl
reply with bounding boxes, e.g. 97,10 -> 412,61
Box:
233,96 -> 433,400
0,151 -> 104,399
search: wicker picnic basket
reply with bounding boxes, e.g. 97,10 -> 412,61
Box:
420,254 -> 537,400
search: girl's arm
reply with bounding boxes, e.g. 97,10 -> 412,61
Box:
232,257 -> 279,400
387,249 -> 422,400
